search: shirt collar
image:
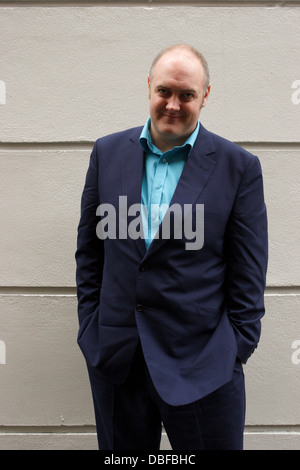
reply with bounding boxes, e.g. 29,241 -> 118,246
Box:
139,117 -> 200,156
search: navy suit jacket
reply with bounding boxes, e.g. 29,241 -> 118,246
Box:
75,124 -> 268,406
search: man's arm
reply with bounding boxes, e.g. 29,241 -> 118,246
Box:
75,142 -> 104,329
226,155 -> 268,364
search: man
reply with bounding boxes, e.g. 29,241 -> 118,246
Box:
75,44 -> 268,450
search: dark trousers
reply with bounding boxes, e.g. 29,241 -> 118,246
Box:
87,345 -> 245,450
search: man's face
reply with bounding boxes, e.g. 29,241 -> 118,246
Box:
148,50 -> 211,152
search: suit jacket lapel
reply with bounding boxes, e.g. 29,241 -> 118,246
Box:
171,125 -> 216,206
121,128 -> 146,257
145,125 -> 216,257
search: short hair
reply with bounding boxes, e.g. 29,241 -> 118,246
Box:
149,44 -> 210,93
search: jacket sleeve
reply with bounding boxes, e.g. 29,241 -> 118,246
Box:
75,141 -> 104,329
226,155 -> 268,363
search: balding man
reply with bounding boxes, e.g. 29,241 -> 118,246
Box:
76,44 -> 268,450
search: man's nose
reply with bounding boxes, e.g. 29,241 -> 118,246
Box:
165,95 -> 180,111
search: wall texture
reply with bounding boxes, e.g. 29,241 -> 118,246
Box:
0,1 -> 299,450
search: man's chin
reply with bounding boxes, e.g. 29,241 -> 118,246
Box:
151,120 -> 190,149
158,123 -> 184,138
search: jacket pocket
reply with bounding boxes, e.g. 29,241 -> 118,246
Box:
189,304 -> 220,331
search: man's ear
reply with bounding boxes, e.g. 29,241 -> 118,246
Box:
147,75 -> 151,99
201,83 -> 211,108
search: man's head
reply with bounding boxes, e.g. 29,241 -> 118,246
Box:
147,44 -> 211,152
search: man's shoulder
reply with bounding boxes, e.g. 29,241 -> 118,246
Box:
94,126 -> 143,147
208,129 -> 249,154
203,126 -> 259,166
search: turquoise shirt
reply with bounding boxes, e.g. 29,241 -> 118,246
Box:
139,118 -> 200,249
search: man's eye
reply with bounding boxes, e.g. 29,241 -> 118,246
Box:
182,93 -> 194,100
158,89 -> 169,95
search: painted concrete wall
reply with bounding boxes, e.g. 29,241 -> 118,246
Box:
0,1 -> 299,450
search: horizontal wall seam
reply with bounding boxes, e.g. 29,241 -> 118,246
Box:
0,286 -> 299,295
1,144 -> 300,157
0,425 -> 96,433
0,141 -> 300,150
1,432 -> 299,437
1,426 -> 300,434
1,1 -> 300,7
0,287 -> 77,295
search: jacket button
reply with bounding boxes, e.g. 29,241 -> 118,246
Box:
136,304 -> 143,312
140,264 -> 149,272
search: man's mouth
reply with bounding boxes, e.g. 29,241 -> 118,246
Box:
162,113 -> 182,119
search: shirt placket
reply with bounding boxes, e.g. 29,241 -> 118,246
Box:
149,156 -> 168,241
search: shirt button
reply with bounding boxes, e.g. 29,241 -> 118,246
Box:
162,158 -> 167,163
136,304 -> 143,312
140,264 -> 149,272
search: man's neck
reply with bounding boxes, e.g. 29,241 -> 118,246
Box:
149,131 -> 188,153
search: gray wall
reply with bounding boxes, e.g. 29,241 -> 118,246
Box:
0,1 -> 299,450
